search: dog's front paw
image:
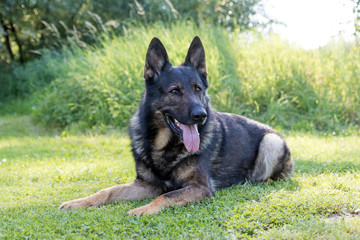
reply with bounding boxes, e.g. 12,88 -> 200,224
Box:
59,198 -> 91,210
127,204 -> 161,216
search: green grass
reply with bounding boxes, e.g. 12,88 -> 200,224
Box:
1,116 -> 359,239
1,21 -> 359,239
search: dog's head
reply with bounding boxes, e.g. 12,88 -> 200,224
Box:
143,37 -> 210,153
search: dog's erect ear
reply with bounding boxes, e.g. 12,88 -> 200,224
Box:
144,37 -> 169,80
185,36 -> 207,78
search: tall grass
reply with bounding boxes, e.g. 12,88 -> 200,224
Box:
4,22 -> 359,132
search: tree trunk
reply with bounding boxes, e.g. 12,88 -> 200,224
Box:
9,21 -> 24,63
0,17 -> 15,61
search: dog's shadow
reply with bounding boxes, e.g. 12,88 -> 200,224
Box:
120,156 -> 360,216
121,177 -> 301,218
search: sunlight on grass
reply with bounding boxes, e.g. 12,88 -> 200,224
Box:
288,133 -> 360,174
0,117 -> 359,238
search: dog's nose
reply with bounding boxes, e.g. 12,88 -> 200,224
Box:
191,109 -> 207,123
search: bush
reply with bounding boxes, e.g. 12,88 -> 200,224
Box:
0,53 -> 58,100
10,22 -> 359,131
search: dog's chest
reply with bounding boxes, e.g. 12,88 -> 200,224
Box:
151,147 -> 188,169
148,146 -> 189,177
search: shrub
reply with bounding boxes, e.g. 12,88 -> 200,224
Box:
18,22 -> 360,131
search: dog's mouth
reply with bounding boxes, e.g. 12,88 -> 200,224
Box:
166,115 -> 200,153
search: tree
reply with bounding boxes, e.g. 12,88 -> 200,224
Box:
0,0 -> 268,64
0,1 -> 25,63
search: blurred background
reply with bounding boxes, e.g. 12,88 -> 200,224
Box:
1,0 -> 359,133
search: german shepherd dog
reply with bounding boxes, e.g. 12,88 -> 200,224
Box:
60,37 -> 293,215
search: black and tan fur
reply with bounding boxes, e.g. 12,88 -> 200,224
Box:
60,37 -> 293,215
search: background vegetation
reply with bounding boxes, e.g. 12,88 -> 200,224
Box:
1,1 -> 360,239
0,0 -> 266,64
1,0 -> 359,133
1,23 -> 359,133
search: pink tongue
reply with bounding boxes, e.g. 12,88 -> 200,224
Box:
178,123 -> 200,152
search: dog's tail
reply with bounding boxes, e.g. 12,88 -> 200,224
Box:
251,133 -> 293,182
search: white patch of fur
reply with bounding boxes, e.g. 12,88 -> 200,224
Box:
252,133 -> 284,182
209,177 -> 217,192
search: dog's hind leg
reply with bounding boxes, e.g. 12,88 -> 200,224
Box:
251,133 -> 293,182
59,179 -> 162,210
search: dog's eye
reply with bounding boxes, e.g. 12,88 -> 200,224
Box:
195,86 -> 202,92
170,88 -> 179,94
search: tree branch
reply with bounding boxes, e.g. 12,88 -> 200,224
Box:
9,21 -> 24,63
0,16 -> 15,61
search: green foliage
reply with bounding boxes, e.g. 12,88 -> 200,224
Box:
19,23 -> 358,131
0,50 -> 61,100
224,36 -> 360,131
0,0 -> 116,63
0,0 -> 265,63
353,0 -> 360,43
0,116 -> 359,239
32,36 -> 147,127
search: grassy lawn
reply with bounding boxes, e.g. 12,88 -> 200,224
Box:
1,116 -> 359,239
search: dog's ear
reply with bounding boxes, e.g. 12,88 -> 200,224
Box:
144,37 -> 169,80
185,36 -> 207,78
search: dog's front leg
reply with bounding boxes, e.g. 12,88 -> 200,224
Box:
59,179 -> 162,210
127,185 -> 212,216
